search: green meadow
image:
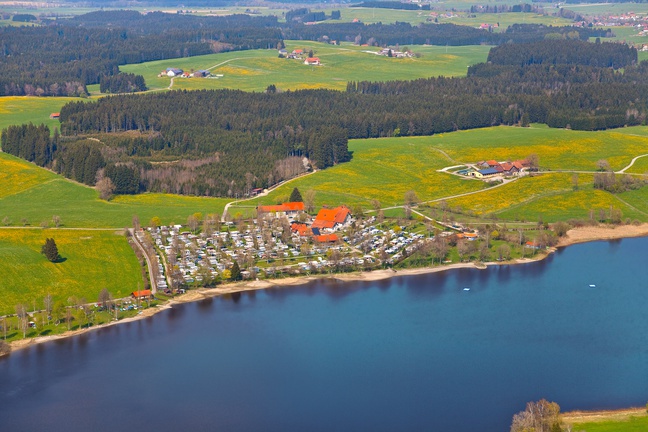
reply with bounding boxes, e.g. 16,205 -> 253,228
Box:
121,42 -> 491,92
568,415 -> 648,432
0,228 -> 142,315
0,152 -> 228,228
228,125 -> 648,223
0,96 -> 76,132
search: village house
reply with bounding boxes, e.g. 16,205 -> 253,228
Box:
131,289 -> 152,300
312,206 -> 352,232
257,201 -> 305,218
304,57 -> 320,65
165,68 -> 183,77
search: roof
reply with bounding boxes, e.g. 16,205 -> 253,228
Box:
486,160 -> 499,166
49,112 -> 60,118
478,168 -> 499,175
314,234 -> 339,243
306,57 -> 320,62
290,223 -> 311,236
312,206 -> 350,229
132,290 -> 152,298
258,202 -> 304,213
293,49 -> 303,53
512,160 -> 525,169
500,162 -> 513,171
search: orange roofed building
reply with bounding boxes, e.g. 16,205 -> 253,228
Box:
131,289 -> 152,299
312,206 -> 351,231
258,202 -> 304,218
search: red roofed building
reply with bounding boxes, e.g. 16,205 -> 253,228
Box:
314,234 -> 339,243
312,206 -> 351,231
131,289 -> 152,299
258,202 -> 305,218
291,222 -> 312,237
304,57 -> 320,65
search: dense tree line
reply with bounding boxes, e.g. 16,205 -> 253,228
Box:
487,39 -> 637,68
0,12 -> 282,96
100,73 -> 147,94
470,4 -> 541,13
284,22 -> 607,47
354,2 -> 431,11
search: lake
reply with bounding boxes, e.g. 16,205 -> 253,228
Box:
1,238 -> 647,431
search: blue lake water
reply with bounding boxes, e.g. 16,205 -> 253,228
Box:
1,238 -> 647,431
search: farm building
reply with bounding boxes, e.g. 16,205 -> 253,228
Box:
312,206 -> 351,231
258,202 -> 305,218
304,57 -> 320,65
166,68 -> 183,77
49,112 -> 60,119
131,289 -> 152,299
473,168 -> 499,178
313,234 -> 339,243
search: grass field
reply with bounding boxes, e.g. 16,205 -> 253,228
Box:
3,124 -> 648,227
0,228 -> 142,315
0,96 -> 76,132
121,41 -> 490,92
231,125 -> 648,221
0,153 -> 228,228
568,414 -> 648,432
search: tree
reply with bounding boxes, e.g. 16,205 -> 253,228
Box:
497,244 -> 511,261
596,159 -> 611,171
149,216 -> 161,229
43,293 -> 54,325
230,260 -> 242,281
526,153 -> 540,171
41,238 -> 60,262
52,215 -> 61,227
187,214 -> 199,233
511,399 -> 562,432
96,176 -> 115,200
289,187 -> 303,202
304,189 -> 316,213
0,340 -> 10,356
404,190 -> 419,206
98,288 -> 111,308
15,304 -> 28,338
571,173 -> 579,190
132,215 -> 140,231
552,221 -> 570,237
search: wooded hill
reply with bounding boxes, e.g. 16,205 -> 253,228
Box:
0,9 -> 609,97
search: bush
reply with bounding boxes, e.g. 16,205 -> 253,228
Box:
0,340 -> 10,356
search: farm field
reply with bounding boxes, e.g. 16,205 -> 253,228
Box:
120,42 -> 491,92
0,228 -> 142,315
0,153 -> 228,228
234,125 -> 648,221
0,96 -> 76,132
3,124 -> 648,227
430,124 -> 648,172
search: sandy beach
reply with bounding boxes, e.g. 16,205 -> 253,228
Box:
7,223 -> 648,354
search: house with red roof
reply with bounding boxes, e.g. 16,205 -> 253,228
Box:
131,289 -> 152,299
304,57 -> 320,65
313,233 -> 339,243
258,202 -> 305,218
312,206 -> 351,231
291,222 -> 312,237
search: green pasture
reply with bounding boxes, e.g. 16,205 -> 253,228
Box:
121,41 -> 491,92
431,124 -> 648,172
0,228 -> 142,315
231,125 -> 648,222
0,153 -> 228,228
569,415 -> 648,432
0,96 -> 75,132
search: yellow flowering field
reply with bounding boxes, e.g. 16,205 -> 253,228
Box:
0,228 -> 142,314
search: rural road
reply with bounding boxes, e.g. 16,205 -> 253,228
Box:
222,169 -> 318,222
129,228 -> 157,294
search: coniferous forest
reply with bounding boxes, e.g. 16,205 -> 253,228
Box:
0,10 -> 640,198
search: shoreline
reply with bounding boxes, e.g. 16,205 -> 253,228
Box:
7,223 -> 648,355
